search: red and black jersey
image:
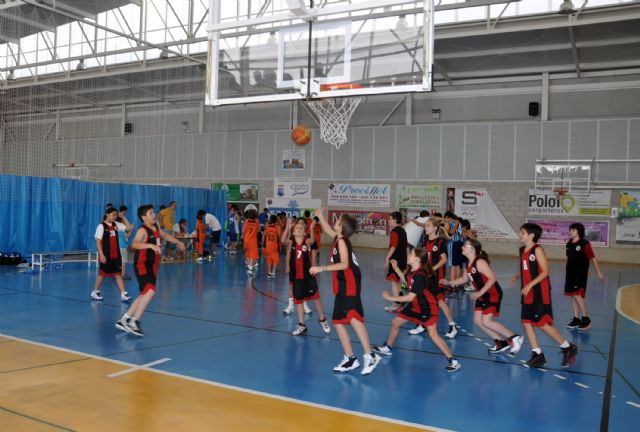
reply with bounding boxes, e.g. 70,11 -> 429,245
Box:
519,244 -> 551,305
423,236 -> 447,285
467,257 -> 502,303
135,225 -> 161,278
101,222 -> 121,260
330,237 -> 361,297
289,240 -> 313,281
405,269 -> 438,315
389,226 -> 408,270
565,238 -> 595,292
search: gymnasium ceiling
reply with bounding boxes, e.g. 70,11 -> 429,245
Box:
1,2 -> 640,115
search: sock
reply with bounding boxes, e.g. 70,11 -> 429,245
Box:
348,354 -> 357,360
449,322 -> 456,326
560,340 -> 570,349
122,313 -> 131,320
288,298 -> 294,305
533,348 -> 542,354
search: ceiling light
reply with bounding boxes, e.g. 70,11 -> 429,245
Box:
558,0 -> 576,15
7,70 -> 15,80
76,58 -> 86,71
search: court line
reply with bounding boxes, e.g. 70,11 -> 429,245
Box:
108,357 -> 171,378
0,358 -> 89,374
614,367 -> 640,400
575,382 -> 590,389
0,333 -> 452,432
600,285 -> 621,432
554,374 -> 567,380
626,401 -> 640,409
0,405 -> 75,431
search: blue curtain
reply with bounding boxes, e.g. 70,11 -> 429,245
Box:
0,175 -> 226,256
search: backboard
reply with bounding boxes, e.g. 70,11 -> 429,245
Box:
534,163 -> 592,196
206,0 -> 434,106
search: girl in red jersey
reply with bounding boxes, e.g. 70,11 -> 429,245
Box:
310,206 -> 380,376
115,205 -> 185,336
564,222 -> 604,331
282,218 -> 330,336
373,249 -> 461,373
441,238 -> 524,355
384,211 -> 408,312
408,218 -> 458,338
512,223 -> 578,368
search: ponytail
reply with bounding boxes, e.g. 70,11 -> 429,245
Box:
413,247 -> 436,278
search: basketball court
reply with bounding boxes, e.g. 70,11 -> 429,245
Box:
1,1 -> 639,431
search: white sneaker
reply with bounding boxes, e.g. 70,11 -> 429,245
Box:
90,290 -> 103,301
372,344 -> 393,356
292,324 -> 307,336
303,303 -> 312,315
361,353 -> 381,375
446,358 -> 461,373
445,324 -> 458,339
320,319 -> 331,334
509,335 -> 524,355
196,257 -> 204,262
120,291 -> 131,302
384,304 -> 398,312
333,355 -> 360,373
408,325 -> 425,335
283,302 -> 295,315
115,317 -> 130,332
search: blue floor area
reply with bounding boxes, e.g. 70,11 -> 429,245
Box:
0,249 -> 638,431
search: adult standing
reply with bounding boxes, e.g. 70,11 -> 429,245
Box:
204,210 -> 222,256
158,201 -> 177,259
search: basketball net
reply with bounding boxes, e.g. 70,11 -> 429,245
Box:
306,97 -> 361,150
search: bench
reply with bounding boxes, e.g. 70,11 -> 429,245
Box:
31,250 -> 99,271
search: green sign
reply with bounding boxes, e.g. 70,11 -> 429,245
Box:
212,183 -> 259,203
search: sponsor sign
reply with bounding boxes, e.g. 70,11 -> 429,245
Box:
616,191 -> 640,244
528,189 -> 611,216
527,219 -> 609,247
455,189 -> 518,239
265,197 -> 321,218
328,183 -> 390,208
396,184 -> 442,211
328,210 -> 390,236
274,177 -> 312,199
212,183 -> 258,203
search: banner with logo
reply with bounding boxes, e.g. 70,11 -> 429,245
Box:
528,189 -> 611,216
282,149 -> 305,170
455,189 -> 518,239
265,197 -> 320,218
212,183 -> 258,203
396,184 -> 442,212
274,177 -> 312,198
616,190 -> 640,244
328,183 -> 390,208
527,219 -> 609,247
328,210 -> 390,236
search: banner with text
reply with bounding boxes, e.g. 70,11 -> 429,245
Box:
455,189 -> 518,239
274,177 -> 312,198
265,197 -> 320,218
527,219 -> 609,247
396,184 -> 442,212
328,210 -> 390,236
328,183 -> 390,208
616,190 -> 640,244
212,183 -> 258,203
528,189 -> 611,216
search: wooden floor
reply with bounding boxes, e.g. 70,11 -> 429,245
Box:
618,284 -> 640,324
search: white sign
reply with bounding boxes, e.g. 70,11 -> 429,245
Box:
528,189 -> 611,216
456,189 -> 518,239
328,183 -> 391,208
282,149 -> 305,170
274,177 -> 312,199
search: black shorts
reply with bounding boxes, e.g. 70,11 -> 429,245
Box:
521,302 -> 554,327
135,273 -> 157,294
451,241 -> 465,266
210,230 -> 221,244
332,295 -> 364,325
474,298 -> 502,316
311,242 -> 319,251
398,305 -> 438,326
292,278 -> 320,304
99,257 -> 122,277
564,271 -> 588,297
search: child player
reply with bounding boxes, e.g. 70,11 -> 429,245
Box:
384,211 -> 408,312
512,223 -> 578,368
263,214 -> 281,279
243,208 -> 260,277
115,204 -> 185,336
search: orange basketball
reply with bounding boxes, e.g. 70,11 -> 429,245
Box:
291,125 -> 311,145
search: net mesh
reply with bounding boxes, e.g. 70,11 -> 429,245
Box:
305,97 -> 361,150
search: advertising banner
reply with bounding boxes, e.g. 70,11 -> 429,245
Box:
455,189 -> 518,239
527,218 -> 609,247
265,197 -> 321,218
616,191 -> 640,244
328,210 -> 390,236
328,183 -> 390,208
528,189 -> 611,216
396,184 -> 442,211
274,177 -> 312,198
212,183 -> 258,203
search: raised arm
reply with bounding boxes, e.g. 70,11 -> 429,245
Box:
314,205 -> 337,239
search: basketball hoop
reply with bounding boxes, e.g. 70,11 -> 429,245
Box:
305,83 -> 363,150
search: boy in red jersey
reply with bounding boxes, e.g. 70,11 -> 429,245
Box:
512,223 -> 578,368
115,204 -> 185,336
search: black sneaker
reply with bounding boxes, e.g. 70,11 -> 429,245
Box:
566,317 -> 581,329
488,339 -> 510,354
333,355 -> 360,373
523,351 -> 547,368
561,343 -> 579,367
578,317 -> 592,331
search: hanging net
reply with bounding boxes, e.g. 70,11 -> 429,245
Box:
305,96 -> 361,150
